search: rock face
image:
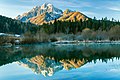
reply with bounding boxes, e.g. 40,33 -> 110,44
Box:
29,12 -> 62,25
16,3 -> 63,23
63,9 -> 73,15
16,3 -> 88,25
58,11 -> 88,21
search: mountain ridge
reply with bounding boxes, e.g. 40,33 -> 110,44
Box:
16,3 -> 63,23
16,3 -> 88,25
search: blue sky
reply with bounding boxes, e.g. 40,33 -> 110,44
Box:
0,0 -> 120,20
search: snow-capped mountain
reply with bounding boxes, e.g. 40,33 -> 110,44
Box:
16,3 -> 63,22
16,3 -> 88,25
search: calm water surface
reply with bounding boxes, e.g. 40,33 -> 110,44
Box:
0,43 -> 120,80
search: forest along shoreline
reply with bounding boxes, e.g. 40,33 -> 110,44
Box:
0,14 -> 120,46
0,30 -> 120,46
0,3 -> 120,46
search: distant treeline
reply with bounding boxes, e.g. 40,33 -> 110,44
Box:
1,15 -> 120,34
39,17 -> 120,34
0,15 -> 38,34
0,15 -> 120,42
31,17 -> 120,41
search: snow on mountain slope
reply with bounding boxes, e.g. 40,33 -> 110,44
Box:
16,3 -> 63,22
16,3 -> 88,25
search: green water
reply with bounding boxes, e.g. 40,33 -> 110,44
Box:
0,43 -> 120,80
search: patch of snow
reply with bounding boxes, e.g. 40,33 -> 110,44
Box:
15,34 -> 21,37
0,33 -> 5,35
16,3 -> 63,22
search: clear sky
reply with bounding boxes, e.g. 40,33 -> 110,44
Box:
0,0 -> 120,20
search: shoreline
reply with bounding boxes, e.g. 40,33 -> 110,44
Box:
0,40 -> 120,47
51,40 -> 120,45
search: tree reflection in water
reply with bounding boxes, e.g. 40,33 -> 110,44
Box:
0,43 -> 120,77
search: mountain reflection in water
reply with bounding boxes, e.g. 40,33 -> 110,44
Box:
0,43 -> 120,77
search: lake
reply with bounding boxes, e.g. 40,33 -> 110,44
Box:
0,43 -> 120,80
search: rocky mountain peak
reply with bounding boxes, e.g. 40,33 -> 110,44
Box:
16,3 -> 63,22
16,3 -> 88,25
63,9 -> 73,14
41,3 -> 53,9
